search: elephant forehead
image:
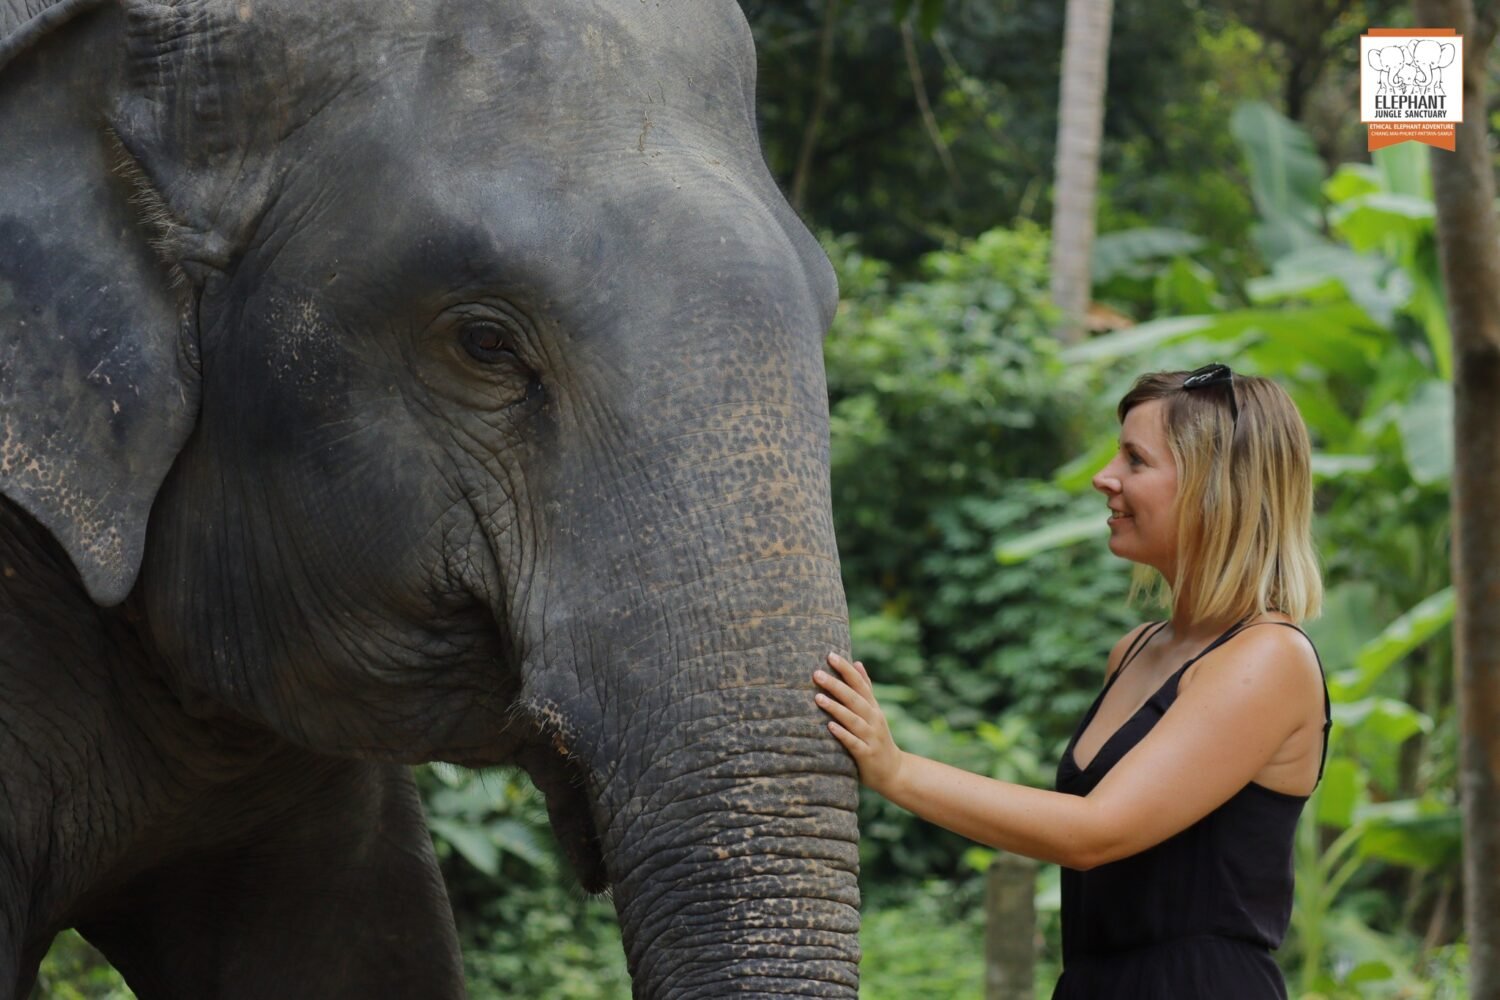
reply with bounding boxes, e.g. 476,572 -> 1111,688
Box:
428,0 -> 757,79
1409,39 -> 1452,63
134,0 -> 758,154
403,1 -> 759,142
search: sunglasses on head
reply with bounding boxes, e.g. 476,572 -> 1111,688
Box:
1181,363 -> 1239,426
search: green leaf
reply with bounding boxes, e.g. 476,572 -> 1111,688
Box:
1287,383 -> 1356,444
1307,582 -> 1383,684
994,514 -> 1107,564
1246,244 -> 1412,328
1323,163 -> 1382,206
489,818 -> 555,872
1396,380 -> 1453,486
1310,453 -> 1379,480
1373,140 -> 1432,198
1357,799 -> 1462,868
1315,756 -> 1363,829
430,818 -> 501,875
427,761 -> 468,788
1066,303 -> 1380,375
1329,194 -> 1435,254
1091,227 -> 1206,283
1245,271 -> 1344,307
1061,314 -> 1213,363
1333,586 -> 1456,699
1337,697 -> 1432,744
1345,961 -> 1396,985
1053,435 -> 1119,492
1249,216 -> 1331,262
1229,101 -> 1327,261
1153,258 -> 1220,314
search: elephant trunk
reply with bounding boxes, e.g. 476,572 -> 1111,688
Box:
500,200 -> 858,994
600,692 -> 861,998
553,560 -> 862,997
516,401 -> 862,996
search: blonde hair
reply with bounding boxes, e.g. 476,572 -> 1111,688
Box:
1119,370 -> 1322,624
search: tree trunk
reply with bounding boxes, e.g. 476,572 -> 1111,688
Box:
1411,2 -> 1500,996
790,0 -> 841,214
1049,0 -> 1115,345
984,853 -> 1037,999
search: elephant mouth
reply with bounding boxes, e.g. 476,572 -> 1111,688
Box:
518,740 -> 608,892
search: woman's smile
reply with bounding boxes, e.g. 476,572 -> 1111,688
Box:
1091,399 -> 1179,575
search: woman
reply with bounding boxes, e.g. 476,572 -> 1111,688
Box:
814,365 -> 1330,998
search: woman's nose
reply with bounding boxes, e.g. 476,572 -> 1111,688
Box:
1093,464 -> 1120,495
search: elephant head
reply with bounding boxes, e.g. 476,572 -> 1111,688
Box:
1405,38 -> 1456,91
0,0 -> 860,995
1392,60 -> 1420,93
1367,44 -> 1409,91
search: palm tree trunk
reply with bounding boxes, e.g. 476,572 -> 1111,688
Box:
1048,0 -> 1115,345
1411,2 -> 1500,995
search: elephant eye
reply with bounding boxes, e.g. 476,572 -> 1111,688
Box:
461,322 -> 517,364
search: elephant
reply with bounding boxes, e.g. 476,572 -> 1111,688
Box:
0,0 -> 862,997
1367,44 -> 1410,93
1391,60 -> 1420,96
1405,38 -> 1457,97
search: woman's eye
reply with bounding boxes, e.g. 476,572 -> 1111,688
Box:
1127,451 -> 1143,467
461,323 -> 517,364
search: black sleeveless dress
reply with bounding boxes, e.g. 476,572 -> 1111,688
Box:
1052,621 -> 1331,999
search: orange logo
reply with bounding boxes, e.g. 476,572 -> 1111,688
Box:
1361,28 -> 1462,151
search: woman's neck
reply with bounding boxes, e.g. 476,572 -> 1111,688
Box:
1165,607 -> 1251,646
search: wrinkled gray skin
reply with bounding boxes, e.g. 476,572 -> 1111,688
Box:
0,0 -> 860,997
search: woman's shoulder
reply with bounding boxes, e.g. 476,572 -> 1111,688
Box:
1185,614 -> 1323,698
1231,613 -> 1321,660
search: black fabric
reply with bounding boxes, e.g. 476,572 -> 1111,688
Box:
1051,621 -> 1331,1000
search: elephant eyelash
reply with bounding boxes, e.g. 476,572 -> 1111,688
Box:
105,129 -> 193,289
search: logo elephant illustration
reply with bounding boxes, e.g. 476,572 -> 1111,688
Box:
1405,38 -> 1456,97
1367,43 -> 1410,93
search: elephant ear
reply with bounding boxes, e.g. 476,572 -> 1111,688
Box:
1,0 -> 200,606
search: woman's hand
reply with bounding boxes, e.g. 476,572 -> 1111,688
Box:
814,653 -> 905,797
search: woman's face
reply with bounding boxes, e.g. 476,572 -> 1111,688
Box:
1092,398 -> 1180,578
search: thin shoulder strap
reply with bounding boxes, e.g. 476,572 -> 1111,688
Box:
1114,621 -> 1168,681
1196,620 -> 1334,783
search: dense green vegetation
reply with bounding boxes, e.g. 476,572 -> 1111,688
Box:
34,1 -> 1485,997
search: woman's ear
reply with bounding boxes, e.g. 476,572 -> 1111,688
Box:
1,0 -> 201,606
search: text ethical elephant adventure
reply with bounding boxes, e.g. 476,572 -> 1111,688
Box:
0,0 -> 861,997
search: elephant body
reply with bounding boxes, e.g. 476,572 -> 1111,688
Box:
0,1 -> 861,997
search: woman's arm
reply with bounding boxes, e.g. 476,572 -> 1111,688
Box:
813,627 -> 1322,870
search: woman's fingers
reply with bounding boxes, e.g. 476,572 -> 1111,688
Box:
825,720 -> 868,755
826,652 -> 873,696
816,654 -> 903,792
815,664 -> 871,715
814,675 -> 872,726
815,689 -> 868,734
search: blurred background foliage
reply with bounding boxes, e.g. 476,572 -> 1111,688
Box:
36,0 -> 1488,996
